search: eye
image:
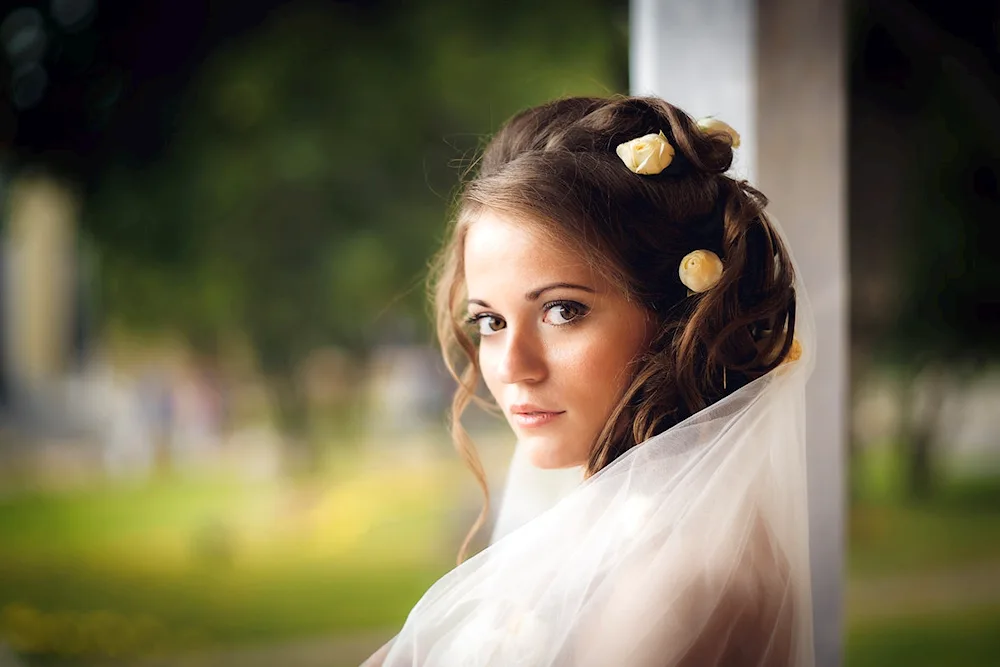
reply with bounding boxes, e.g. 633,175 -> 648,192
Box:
466,313 -> 506,336
542,300 -> 589,326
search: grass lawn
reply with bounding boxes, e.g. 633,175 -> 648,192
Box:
0,442 -> 997,664
849,444 -> 1000,576
845,444 -> 1000,666
846,605 -> 1000,667
0,463 -> 465,660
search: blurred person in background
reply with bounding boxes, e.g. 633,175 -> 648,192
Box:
363,95 -> 817,666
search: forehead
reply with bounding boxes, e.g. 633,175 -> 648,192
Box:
463,209 -> 595,289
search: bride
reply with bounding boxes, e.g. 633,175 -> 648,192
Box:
363,95 -> 815,666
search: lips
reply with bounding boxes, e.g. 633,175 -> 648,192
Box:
509,404 -> 565,428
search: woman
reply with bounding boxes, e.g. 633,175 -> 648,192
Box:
363,95 -> 815,666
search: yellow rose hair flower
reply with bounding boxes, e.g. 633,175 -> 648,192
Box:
679,249 -> 724,294
696,117 -> 741,148
615,131 -> 675,175
781,339 -> 803,365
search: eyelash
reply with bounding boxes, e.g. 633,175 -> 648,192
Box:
543,300 -> 590,326
465,300 -> 591,336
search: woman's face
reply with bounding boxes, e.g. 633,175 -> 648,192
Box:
464,209 -> 653,469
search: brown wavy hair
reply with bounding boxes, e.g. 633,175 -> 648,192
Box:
430,96 -> 798,562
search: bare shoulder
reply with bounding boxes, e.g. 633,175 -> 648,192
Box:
679,517 -> 797,666
586,515 -> 797,666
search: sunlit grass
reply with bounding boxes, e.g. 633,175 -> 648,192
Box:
0,457 -> 473,658
1,438 -> 998,662
845,443 -> 1000,666
846,605 -> 1000,667
849,500 -> 1000,576
849,443 -> 1000,576
0,466 -> 461,567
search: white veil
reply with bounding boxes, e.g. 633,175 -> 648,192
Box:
363,221 -> 816,667
489,440 -> 585,544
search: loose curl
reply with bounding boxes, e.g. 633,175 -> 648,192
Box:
430,96 -> 798,562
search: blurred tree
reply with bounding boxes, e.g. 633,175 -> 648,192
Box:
81,0 -> 628,467
890,82 -> 999,498
856,0 -> 1000,499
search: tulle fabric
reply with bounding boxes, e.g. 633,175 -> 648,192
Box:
363,244 -> 816,667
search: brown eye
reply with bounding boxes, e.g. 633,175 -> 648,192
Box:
468,314 -> 505,336
542,301 -> 589,326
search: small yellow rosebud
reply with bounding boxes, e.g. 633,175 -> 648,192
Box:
678,249 -> 724,293
781,339 -> 803,365
696,117 -> 741,148
615,131 -> 675,175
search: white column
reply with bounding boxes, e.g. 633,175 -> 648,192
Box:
631,2 -> 847,665
631,0 -> 757,180
756,2 -> 847,665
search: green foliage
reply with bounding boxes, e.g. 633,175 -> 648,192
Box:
80,0 -> 627,447
882,68 -> 1000,367
86,0 -> 628,360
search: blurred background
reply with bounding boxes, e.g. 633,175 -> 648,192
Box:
0,0 -> 996,665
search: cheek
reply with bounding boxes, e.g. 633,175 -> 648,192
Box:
574,318 -> 649,412
477,344 -> 502,397
556,332 -> 643,407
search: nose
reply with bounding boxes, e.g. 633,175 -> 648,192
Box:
494,326 -> 547,385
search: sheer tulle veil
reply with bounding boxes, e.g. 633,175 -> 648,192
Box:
364,214 -> 816,666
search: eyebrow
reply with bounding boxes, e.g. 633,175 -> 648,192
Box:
468,282 -> 596,308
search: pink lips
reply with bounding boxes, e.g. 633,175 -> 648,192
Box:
510,404 -> 565,428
